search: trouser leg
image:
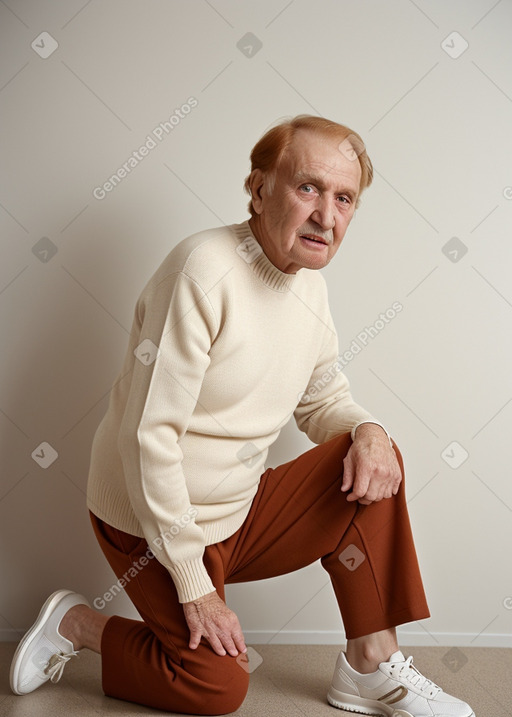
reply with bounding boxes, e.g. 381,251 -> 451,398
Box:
320,438 -> 430,638
90,432 -> 429,713
90,513 -> 248,715
221,432 -> 430,639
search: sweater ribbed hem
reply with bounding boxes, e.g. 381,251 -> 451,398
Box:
87,480 -> 145,539
167,559 -> 216,603
231,222 -> 298,292
87,478 -> 253,601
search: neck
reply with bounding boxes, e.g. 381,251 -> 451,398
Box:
248,216 -> 298,275
248,215 -> 264,248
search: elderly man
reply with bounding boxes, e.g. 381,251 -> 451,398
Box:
11,116 -> 475,717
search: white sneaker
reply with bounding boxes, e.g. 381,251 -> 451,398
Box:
327,650 -> 475,716
10,589 -> 90,695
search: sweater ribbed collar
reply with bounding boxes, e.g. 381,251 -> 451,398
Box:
232,221 -> 298,292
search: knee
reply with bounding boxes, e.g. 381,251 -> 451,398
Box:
180,656 -> 250,715
211,658 -> 250,714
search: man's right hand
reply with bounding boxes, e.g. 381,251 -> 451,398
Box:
182,590 -> 247,657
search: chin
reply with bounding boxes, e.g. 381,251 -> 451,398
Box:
301,257 -> 329,271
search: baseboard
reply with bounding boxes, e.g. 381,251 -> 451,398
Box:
241,630 -> 512,648
2,627 -> 510,648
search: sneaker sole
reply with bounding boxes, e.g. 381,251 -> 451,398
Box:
9,589 -> 81,695
327,687 -> 476,717
327,686 -> 394,716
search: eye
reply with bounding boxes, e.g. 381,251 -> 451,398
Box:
299,184 -> 315,194
337,195 -> 350,205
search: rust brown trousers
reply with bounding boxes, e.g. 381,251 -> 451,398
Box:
90,432 -> 430,715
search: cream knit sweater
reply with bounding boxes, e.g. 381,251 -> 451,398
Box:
87,221 -> 380,602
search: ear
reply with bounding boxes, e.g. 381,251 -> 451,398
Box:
247,169 -> 265,215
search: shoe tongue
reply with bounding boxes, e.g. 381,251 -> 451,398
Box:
387,650 -> 406,663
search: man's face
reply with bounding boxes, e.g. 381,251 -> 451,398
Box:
249,129 -> 362,274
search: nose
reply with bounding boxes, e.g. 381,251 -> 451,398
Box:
311,195 -> 335,231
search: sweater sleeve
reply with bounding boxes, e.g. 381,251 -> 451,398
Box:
294,307 -> 387,444
118,270 -> 218,603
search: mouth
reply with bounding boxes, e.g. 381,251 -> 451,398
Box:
299,234 -> 329,246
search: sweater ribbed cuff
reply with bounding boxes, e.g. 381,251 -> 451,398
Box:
167,557 -> 216,603
351,420 -> 393,446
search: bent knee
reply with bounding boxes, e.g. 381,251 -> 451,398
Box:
169,656 -> 249,715
209,658 -> 250,714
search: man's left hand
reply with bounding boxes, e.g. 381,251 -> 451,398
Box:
341,424 -> 401,505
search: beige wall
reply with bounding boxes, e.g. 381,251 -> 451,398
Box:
1,0 -> 511,648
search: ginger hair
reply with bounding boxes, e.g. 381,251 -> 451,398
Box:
244,115 -> 373,215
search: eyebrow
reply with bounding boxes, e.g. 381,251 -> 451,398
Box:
292,170 -> 358,199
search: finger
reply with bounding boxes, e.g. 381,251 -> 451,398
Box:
218,616 -> 246,657
384,481 -> 396,499
374,482 -> 387,501
206,630 -> 227,656
358,491 -> 377,504
373,478 -> 394,502
188,627 -> 202,651
346,473 -> 370,502
341,456 -> 353,492
232,626 -> 247,655
346,492 -> 360,502
220,634 -> 239,658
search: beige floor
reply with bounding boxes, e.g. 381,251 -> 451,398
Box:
1,643 -> 510,716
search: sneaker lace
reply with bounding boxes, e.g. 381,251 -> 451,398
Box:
43,651 -> 79,683
392,656 -> 441,697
